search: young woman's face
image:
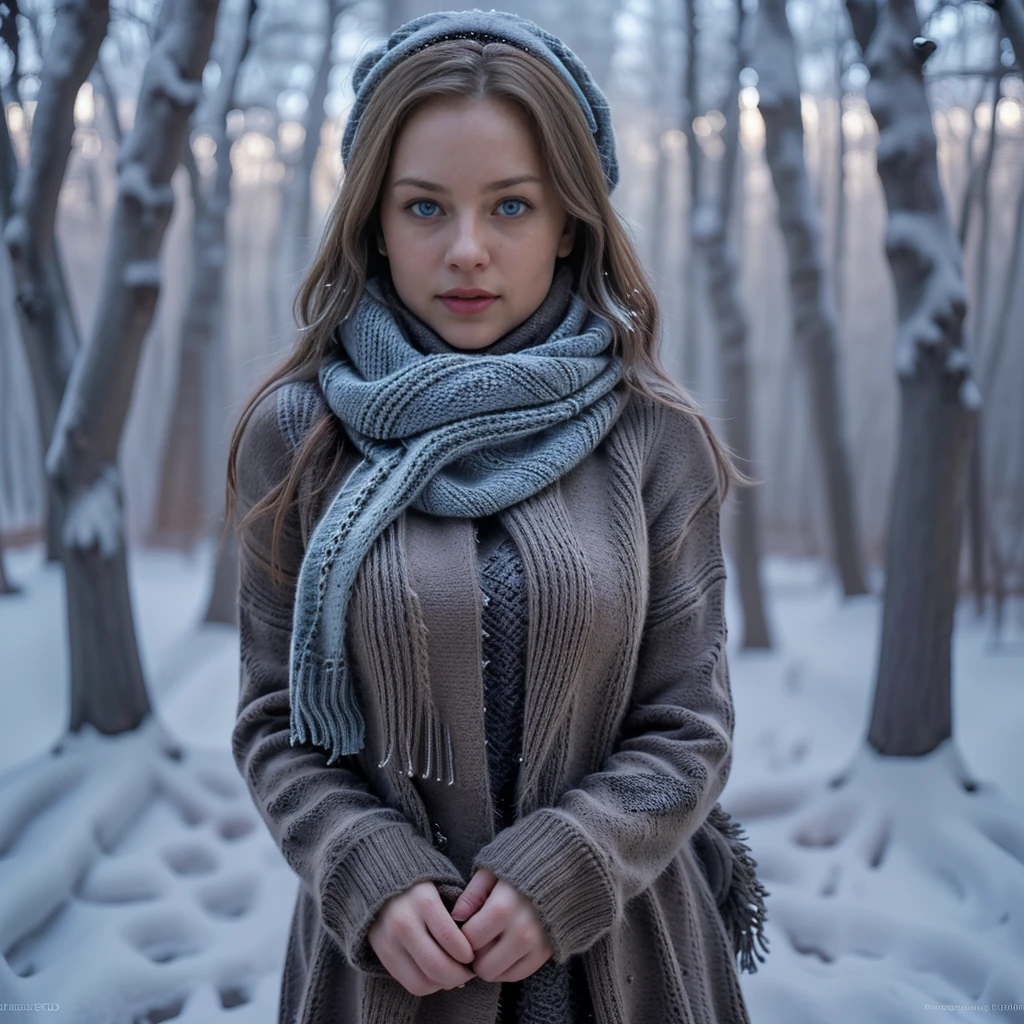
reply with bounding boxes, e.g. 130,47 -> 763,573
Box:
378,95 -> 575,351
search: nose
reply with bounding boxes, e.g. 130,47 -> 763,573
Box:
445,211 -> 490,270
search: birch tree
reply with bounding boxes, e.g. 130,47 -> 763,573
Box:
694,0 -> 773,650
150,0 -> 257,552
0,56 -> 20,598
7,0 -> 221,736
681,0 -> 703,387
754,0 -> 868,598
2,0 -> 105,565
978,0 -> 1024,637
846,0 -> 978,756
958,52 -> 1002,613
279,0 -> 345,286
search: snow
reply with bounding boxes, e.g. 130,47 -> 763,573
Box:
59,464 -> 124,557
1,543 -> 1023,1021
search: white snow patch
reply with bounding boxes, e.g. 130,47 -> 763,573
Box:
0,544 -> 1022,1019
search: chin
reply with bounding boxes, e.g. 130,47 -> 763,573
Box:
437,325 -> 502,352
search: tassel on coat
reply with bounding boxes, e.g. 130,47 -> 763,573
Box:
691,802 -> 771,974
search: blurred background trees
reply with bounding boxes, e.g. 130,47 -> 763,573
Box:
1,0 -> 1022,737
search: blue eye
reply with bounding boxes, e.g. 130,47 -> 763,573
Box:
499,198 -> 528,217
408,199 -> 440,218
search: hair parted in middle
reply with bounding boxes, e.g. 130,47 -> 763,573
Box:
225,37 -> 745,584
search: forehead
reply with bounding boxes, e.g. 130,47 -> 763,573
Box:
388,96 -> 543,178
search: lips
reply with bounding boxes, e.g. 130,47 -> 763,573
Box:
439,294 -> 498,315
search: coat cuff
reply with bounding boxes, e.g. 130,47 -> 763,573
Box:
321,824 -> 467,975
471,809 -> 618,963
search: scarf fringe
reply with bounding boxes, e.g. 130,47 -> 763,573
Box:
699,802 -> 771,974
290,648 -> 367,765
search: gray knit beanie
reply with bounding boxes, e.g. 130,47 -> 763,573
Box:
341,8 -> 619,194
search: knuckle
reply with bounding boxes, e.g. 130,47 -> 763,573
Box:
390,912 -> 416,940
413,887 -> 436,912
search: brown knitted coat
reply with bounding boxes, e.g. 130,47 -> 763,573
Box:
232,374 -> 757,1024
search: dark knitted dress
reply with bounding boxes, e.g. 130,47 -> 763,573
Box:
476,514 -> 595,1024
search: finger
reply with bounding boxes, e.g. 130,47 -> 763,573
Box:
451,867 -> 498,922
405,920 -> 476,990
492,945 -> 552,984
391,945 -> 444,997
472,909 -> 547,981
471,934 -> 500,958
460,883 -> 514,951
422,891 -> 475,965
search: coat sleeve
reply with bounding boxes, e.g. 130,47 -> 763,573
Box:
231,385 -> 467,976
470,403 -> 734,964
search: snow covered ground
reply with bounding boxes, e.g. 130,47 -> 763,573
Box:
1,542 -> 1023,1022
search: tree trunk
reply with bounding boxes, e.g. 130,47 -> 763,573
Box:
833,53 -> 847,317
45,0 -> 221,736
0,531 -> 18,595
959,67 -> 1001,614
979,0 -> 1024,636
280,0 -> 339,287
1,1 -> 100,566
682,0 -> 702,388
149,0 -> 256,550
649,0 -> 675,300
204,523 -> 238,625
694,0 -> 772,650
755,0 -> 868,597
847,0 -> 978,757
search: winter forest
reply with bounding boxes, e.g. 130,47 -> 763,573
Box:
1,0 -> 1023,1019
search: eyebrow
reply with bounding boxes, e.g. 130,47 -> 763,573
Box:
391,174 -> 544,192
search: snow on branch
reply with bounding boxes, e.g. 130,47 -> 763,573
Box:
117,162 -> 175,217
60,463 -> 123,558
4,0 -> 109,259
122,258 -> 162,290
46,0 -> 221,497
858,0 -> 978,411
145,45 -> 205,108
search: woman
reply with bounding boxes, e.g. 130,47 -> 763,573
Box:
225,9 -> 769,1024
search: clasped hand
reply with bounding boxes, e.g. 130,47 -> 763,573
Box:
368,866 -> 553,997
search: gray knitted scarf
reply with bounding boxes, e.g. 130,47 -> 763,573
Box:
289,265 -> 624,767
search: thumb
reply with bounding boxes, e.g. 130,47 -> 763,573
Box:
451,867 -> 498,922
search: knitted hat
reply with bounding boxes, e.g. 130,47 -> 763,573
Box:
341,8 -> 619,194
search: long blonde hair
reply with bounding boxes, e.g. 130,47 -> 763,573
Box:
224,37 -> 743,582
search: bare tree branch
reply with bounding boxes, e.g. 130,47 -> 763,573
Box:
91,53 -> 123,147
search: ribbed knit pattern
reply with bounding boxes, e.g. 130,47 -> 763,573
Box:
288,264 -> 623,768
477,520 -> 595,1024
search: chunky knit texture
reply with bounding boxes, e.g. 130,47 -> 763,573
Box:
232,282 -> 767,1020
479,527 -> 528,836
476,519 -> 594,1023
289,265 -> 623,768
341,9 -> 619,194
